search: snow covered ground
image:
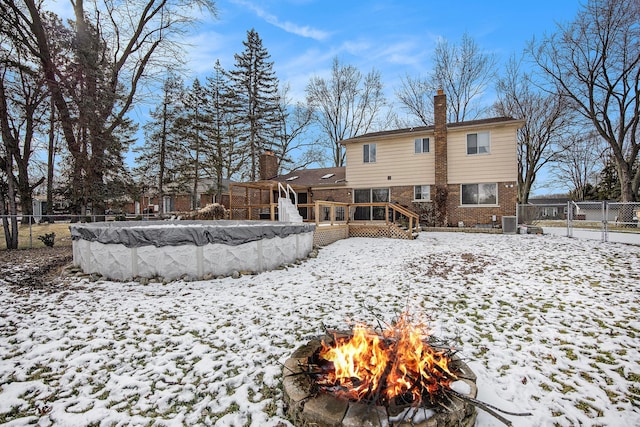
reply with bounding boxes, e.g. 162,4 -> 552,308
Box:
543,226 -> 640,245
1,232 -> 639,426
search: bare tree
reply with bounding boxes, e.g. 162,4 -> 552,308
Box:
529,0 -> 640,202
433,32 -> 497,122
273,83 -> 320,173
1,0 -> 217,215
551,131 -> 606,200
0,49 -> 47,225
306,57 -> 386,167
494,54 -> 572,203
396,33 -> 496,125
395,74 -> 436,126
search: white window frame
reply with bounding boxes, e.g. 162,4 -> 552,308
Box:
413,185 -> 431,201
363,143 -> 377,163
461,183 -> 498,206
414,138 -> 430,154
163,196 -> 173,213
466,131 -> 490,155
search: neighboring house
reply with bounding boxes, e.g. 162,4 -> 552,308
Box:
339,90 -> 524,227
119,178 -> 230,215
525,198 -> 571,221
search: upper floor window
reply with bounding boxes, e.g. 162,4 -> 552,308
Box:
467,132 -> 490,155
414,185 -> 431,201
363,143 -> 376,163
414,138 -> 430,154
461,183 -> 497,205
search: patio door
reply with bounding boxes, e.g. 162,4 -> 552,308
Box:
354,188 -> 389,220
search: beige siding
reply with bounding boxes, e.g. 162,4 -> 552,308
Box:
447,124 -> 518,184
345,133 -> 435,188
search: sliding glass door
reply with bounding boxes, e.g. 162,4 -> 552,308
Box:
353,188 -> 389,220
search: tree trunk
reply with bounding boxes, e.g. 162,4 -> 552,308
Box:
1,161 -> 19,250
46,97 -> 56,219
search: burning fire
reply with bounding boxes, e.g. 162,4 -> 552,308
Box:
312,313 -> 458,406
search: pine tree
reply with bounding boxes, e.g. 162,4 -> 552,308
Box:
229,29 -> 280,181
134,74 -> 184,214
205,60 -> 241,200
174,78 -> 214,210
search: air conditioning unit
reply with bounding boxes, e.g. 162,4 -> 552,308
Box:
502,216 -> 517,234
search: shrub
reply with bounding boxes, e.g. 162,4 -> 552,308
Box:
194,203 -> 227,220
37,232 -> 56,247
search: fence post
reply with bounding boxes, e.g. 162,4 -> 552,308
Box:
602,201 -> 608,243
566,201 -> 572,238
29,215 -> 33,248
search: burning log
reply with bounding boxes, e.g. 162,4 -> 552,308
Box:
310,313 -> 460,409
282,311 -> 531,427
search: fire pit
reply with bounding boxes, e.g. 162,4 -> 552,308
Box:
282,314 -> 478,427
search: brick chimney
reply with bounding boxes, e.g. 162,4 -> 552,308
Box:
434,89 -> 447,186
259,151 -> 279,180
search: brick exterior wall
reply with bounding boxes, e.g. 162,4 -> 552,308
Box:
259,152 -> 279,180
311,188 -> 352,204
389,185 -> 415,207
356,183 -> 518,228
446,181 -> 517,227
434,90 -> 447,187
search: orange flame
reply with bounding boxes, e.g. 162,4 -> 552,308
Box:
316,313 -> 456,405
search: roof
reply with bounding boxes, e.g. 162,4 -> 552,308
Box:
340,117 -> 525,144
527,197 -> 571,205
273,167 -> 346,187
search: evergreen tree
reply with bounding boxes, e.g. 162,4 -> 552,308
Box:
596,158 -> 622,201
205,60 -> 241,199
174,78 -> 214,210
134,74 -> 184,214
229,29 -> 280,181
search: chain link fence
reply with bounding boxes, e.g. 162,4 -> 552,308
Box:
518,201 -> 640,243
0,213 -> 157,250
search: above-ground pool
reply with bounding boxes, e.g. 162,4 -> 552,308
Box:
70,220 -> 316,281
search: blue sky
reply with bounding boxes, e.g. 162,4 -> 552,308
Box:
183,0 -> 584,194
186,0 -> 584,104
48,0 -> 586,194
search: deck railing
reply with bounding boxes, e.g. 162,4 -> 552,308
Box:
229,196 -> 420,238
313,201 -> 420,239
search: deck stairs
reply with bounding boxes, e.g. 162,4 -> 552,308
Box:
278,183 -> 303,223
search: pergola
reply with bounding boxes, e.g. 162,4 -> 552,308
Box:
228,181 -> 310,220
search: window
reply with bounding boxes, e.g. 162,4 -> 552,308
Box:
163,196 -> 174,213
363,144 -> 376,163
414,185 -> 431,201
466,132 -> 490,155
414,138 -> 430,153
354,188 -> 389,220
461,183 -> 497,205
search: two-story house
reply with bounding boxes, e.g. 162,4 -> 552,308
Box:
340,90 -> 523,227
236,90 -> 523,228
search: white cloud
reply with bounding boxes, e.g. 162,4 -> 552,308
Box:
231,0 -> 331,41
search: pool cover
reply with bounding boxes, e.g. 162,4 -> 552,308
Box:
70,220 -> 316,248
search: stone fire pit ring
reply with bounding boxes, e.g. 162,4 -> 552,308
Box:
283,338 -> 478,427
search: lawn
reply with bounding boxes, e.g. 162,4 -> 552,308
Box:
0,222 -> 72,250
0,232 -> 638,426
